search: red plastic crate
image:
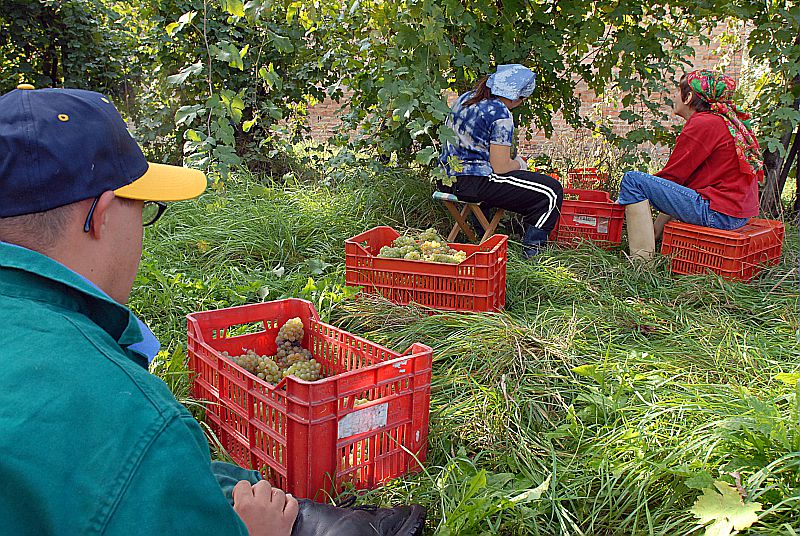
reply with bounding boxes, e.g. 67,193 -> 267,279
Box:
550,188 -> 625,248
565,168 -> 610,190
660,218 -> 785,281
344,226 -> 507,312
187,299 -> 432,501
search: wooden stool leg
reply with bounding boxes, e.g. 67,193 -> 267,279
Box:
443,201 -> 478,242
470,205 -> 506,242
470,205 -> 492,237
480,208 -> 506,242
458,204 -> 478,242
442,201 -> 462,241
447,222 -> 460,242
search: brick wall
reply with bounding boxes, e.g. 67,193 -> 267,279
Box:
306,96 -> 349,142
303,25 -> 746,161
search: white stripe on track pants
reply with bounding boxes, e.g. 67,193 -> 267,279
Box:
451,170 -> 564,232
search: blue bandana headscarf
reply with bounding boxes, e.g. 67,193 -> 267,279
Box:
486,64 -> 536,100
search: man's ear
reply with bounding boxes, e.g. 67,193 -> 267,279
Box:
683,92 -> 693,106
86,191 -> 116,240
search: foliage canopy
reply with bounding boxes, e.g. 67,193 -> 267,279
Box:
1,0 -> 798,190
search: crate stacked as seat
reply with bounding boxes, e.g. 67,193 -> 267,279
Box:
661,218 -> 784,281
550,188 -> 625,248
564,167 -> 610,190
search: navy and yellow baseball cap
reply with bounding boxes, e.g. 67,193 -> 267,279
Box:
0,85 -> 206,218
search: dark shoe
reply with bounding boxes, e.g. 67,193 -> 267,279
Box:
522,225 -> 550,258
292,499 -> 426,536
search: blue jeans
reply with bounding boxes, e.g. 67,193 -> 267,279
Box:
617,171 -> 748,230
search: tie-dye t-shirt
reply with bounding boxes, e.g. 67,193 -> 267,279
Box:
439,92 -> 514,177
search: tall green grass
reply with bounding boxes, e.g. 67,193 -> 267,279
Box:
131,163 -> 800,535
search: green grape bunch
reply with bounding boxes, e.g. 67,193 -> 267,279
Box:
376,228 -> 467,264
276,317 -> 304,344
220,317 -> 327,384
225,350 -> 283,384
279,348 -> 307,368
254,356 -> 283,384
419,228 -> 441,242
378,245 -> 403,258
393,235 -> 417,248
283,359 -> 323,381
276,340 -> 297,360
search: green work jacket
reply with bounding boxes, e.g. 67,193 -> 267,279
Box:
0,242 -> 250,535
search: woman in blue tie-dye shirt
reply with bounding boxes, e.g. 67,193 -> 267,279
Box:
439,64 -> 563,257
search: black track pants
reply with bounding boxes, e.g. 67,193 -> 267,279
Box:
451,171 -> 564,232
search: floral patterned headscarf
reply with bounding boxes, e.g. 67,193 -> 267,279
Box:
685,70 -> 764,183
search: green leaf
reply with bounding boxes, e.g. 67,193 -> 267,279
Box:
166,62 -> 203,85
269,31 -> 294,53
242,117 -> 257,132
686,472 -> 715,490
408,118 -> 431,139
392,95 -> 419,121
509,474 -> 551,503
415,146 -> 437,165
258,63 -> 283,90
210,42 -> 245,70
219,0 -> 245,17
307,258 -> 332,275
229,95 -> 244,122
175,105 -> 204,126
464,469 -> 488,500
690,481 -> 762,536
166,11 -> 196,37
185,129 -> 203,142
286,1 -> 300,24
572,364 -> 606,384
302,277 -> 317,293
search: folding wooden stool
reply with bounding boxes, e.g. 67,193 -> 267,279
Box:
432,190 -> 506,243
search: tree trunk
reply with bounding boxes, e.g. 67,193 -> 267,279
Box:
794,156 -> 799,215
759,30 -> 800,218
760,129 -> 794,217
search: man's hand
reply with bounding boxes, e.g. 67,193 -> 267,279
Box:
233,480 -> 299,536
513,155 -> 528,171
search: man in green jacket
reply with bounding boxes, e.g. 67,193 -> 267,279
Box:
0,86 -> 425,536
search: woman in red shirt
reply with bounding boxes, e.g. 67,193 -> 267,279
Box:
617,70 -> 764,259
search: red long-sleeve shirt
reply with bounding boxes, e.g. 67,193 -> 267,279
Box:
658,112 -> 759,218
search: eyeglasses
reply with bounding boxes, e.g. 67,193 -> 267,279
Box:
142,201 -> 168,226
83,197 -> 168,233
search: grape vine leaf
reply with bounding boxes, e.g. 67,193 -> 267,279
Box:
685,471 -> 715,490
690,481 -> 762,536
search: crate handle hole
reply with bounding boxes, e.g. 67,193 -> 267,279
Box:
225,321 -> 267,338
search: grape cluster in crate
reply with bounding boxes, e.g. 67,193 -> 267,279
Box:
377,228 -> 467,264
221,317 -> 323,382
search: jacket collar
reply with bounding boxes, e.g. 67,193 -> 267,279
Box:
0,241 -> 156,368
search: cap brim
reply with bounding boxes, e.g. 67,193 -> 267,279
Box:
114,162 -> 207,201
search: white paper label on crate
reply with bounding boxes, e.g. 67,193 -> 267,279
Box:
338,403 -> 388,439
597,217 -> 609,234
574,215 -> 597,227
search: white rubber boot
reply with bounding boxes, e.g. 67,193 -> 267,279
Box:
625,200 -> 656,260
